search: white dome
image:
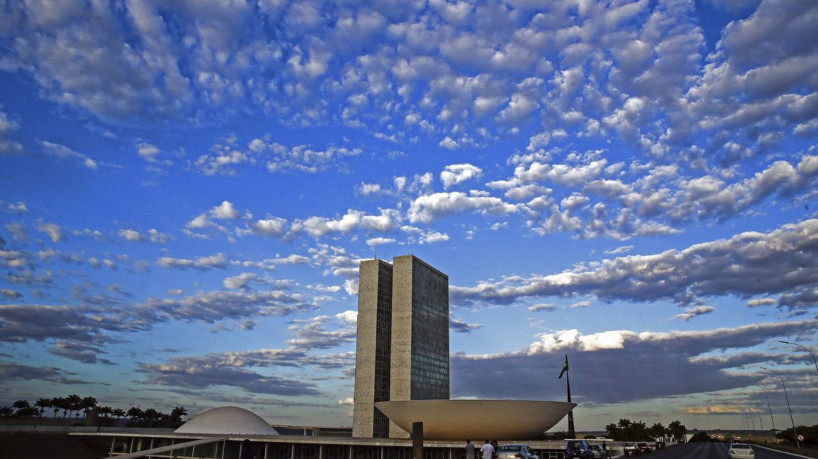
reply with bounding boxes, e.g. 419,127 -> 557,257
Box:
175,406 -> 279,435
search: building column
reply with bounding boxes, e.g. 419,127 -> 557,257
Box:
412,422 -> 423,459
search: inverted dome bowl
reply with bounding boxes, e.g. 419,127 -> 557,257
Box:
374,400 -> 575,440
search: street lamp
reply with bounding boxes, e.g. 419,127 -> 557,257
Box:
760,366 -> 800,448
779,340 -> 818,375
758,385 -> 777,438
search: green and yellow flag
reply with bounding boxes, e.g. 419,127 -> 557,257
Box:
558,355 -> 569,379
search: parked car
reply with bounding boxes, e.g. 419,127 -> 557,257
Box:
727,443 -> 754,458
623,442 -> 640,456
496,444 -> 538,459
588,444 -> 606,459
565,440 -> 592,459
636,442 -> 652,454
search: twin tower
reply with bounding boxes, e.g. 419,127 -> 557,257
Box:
352,255 -> 450,438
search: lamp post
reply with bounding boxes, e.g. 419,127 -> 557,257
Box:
758,386 -> 776,438
778,340 -> 818,375
760,367 -> 799,448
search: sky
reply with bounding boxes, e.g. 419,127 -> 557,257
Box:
1,0 -> 817,433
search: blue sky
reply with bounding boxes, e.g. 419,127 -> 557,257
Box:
1,0 -> 817,432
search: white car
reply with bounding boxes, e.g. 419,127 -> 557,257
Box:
496,444 -> 539,459
728,443 -> 754,458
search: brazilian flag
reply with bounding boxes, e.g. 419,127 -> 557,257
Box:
558,355 -> 569,379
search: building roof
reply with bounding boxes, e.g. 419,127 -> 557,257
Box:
174,406 -> 279,436
375,400 -> 575,440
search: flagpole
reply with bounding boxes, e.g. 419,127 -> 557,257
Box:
565,354 -> 575,438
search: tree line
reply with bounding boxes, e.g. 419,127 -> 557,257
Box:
0,395 -> 187,428
604,419 -> 688,441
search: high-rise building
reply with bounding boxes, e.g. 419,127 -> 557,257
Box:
352,255 -> 449,438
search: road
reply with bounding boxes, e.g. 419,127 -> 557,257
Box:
617,443 -> 807,459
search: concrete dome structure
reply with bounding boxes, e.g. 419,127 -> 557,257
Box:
375,400 -> 575,440
174,406 -> 279,436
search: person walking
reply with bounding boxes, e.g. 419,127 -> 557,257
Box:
465,439 -> 476,459
480,440 -> 494,459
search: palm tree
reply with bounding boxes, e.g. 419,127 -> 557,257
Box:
168,406 -> 188,428
605,423 -> 620,440
65,394 -> 82,419
80,396 -> 98,420
667,420 -> 687,441
12,400 -> 33,417
142,408 -> 160,427
34,398 -> 51,418
649,422 -> 666,440
618,418 -> 633,440
112,408 -> 126,421
127,406 -> 144,423
50,397 -> 67,419
98,406 -> 113,419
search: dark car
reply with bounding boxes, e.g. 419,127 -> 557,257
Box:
636,442 -> 652,454
565,440 -> 592,459
588,444 -> 607,459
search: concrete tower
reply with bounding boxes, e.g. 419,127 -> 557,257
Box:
352,259 -> 393,438
352,255 -> 449,438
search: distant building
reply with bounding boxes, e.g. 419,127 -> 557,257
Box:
352,255 -> 449,438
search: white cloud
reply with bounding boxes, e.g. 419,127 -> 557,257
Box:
366,237 -> 395,248
211,201 -> 239,219
296,209 -> 399,238
137,143 -> 161,162
118,229 -> 143,242
35,222 -> 62,243
41,141 -> 98,170
359,183 -> 383,196
747,298 -> 776,308
7,202 -> 28,213
157,253 -> 228,270
452,219 -> 818,308
440,163 -> 483,189
418,230 -> 449,244
187,214 -> 213,229
250,218 -> 288,237
0,110 -> 23,153
223,273 -> 257,290
336,310 -> 357,325
528,329 -> 631,353
408,192 -> 519,223
439,137 -> 458,150
673,306 -> 715,321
